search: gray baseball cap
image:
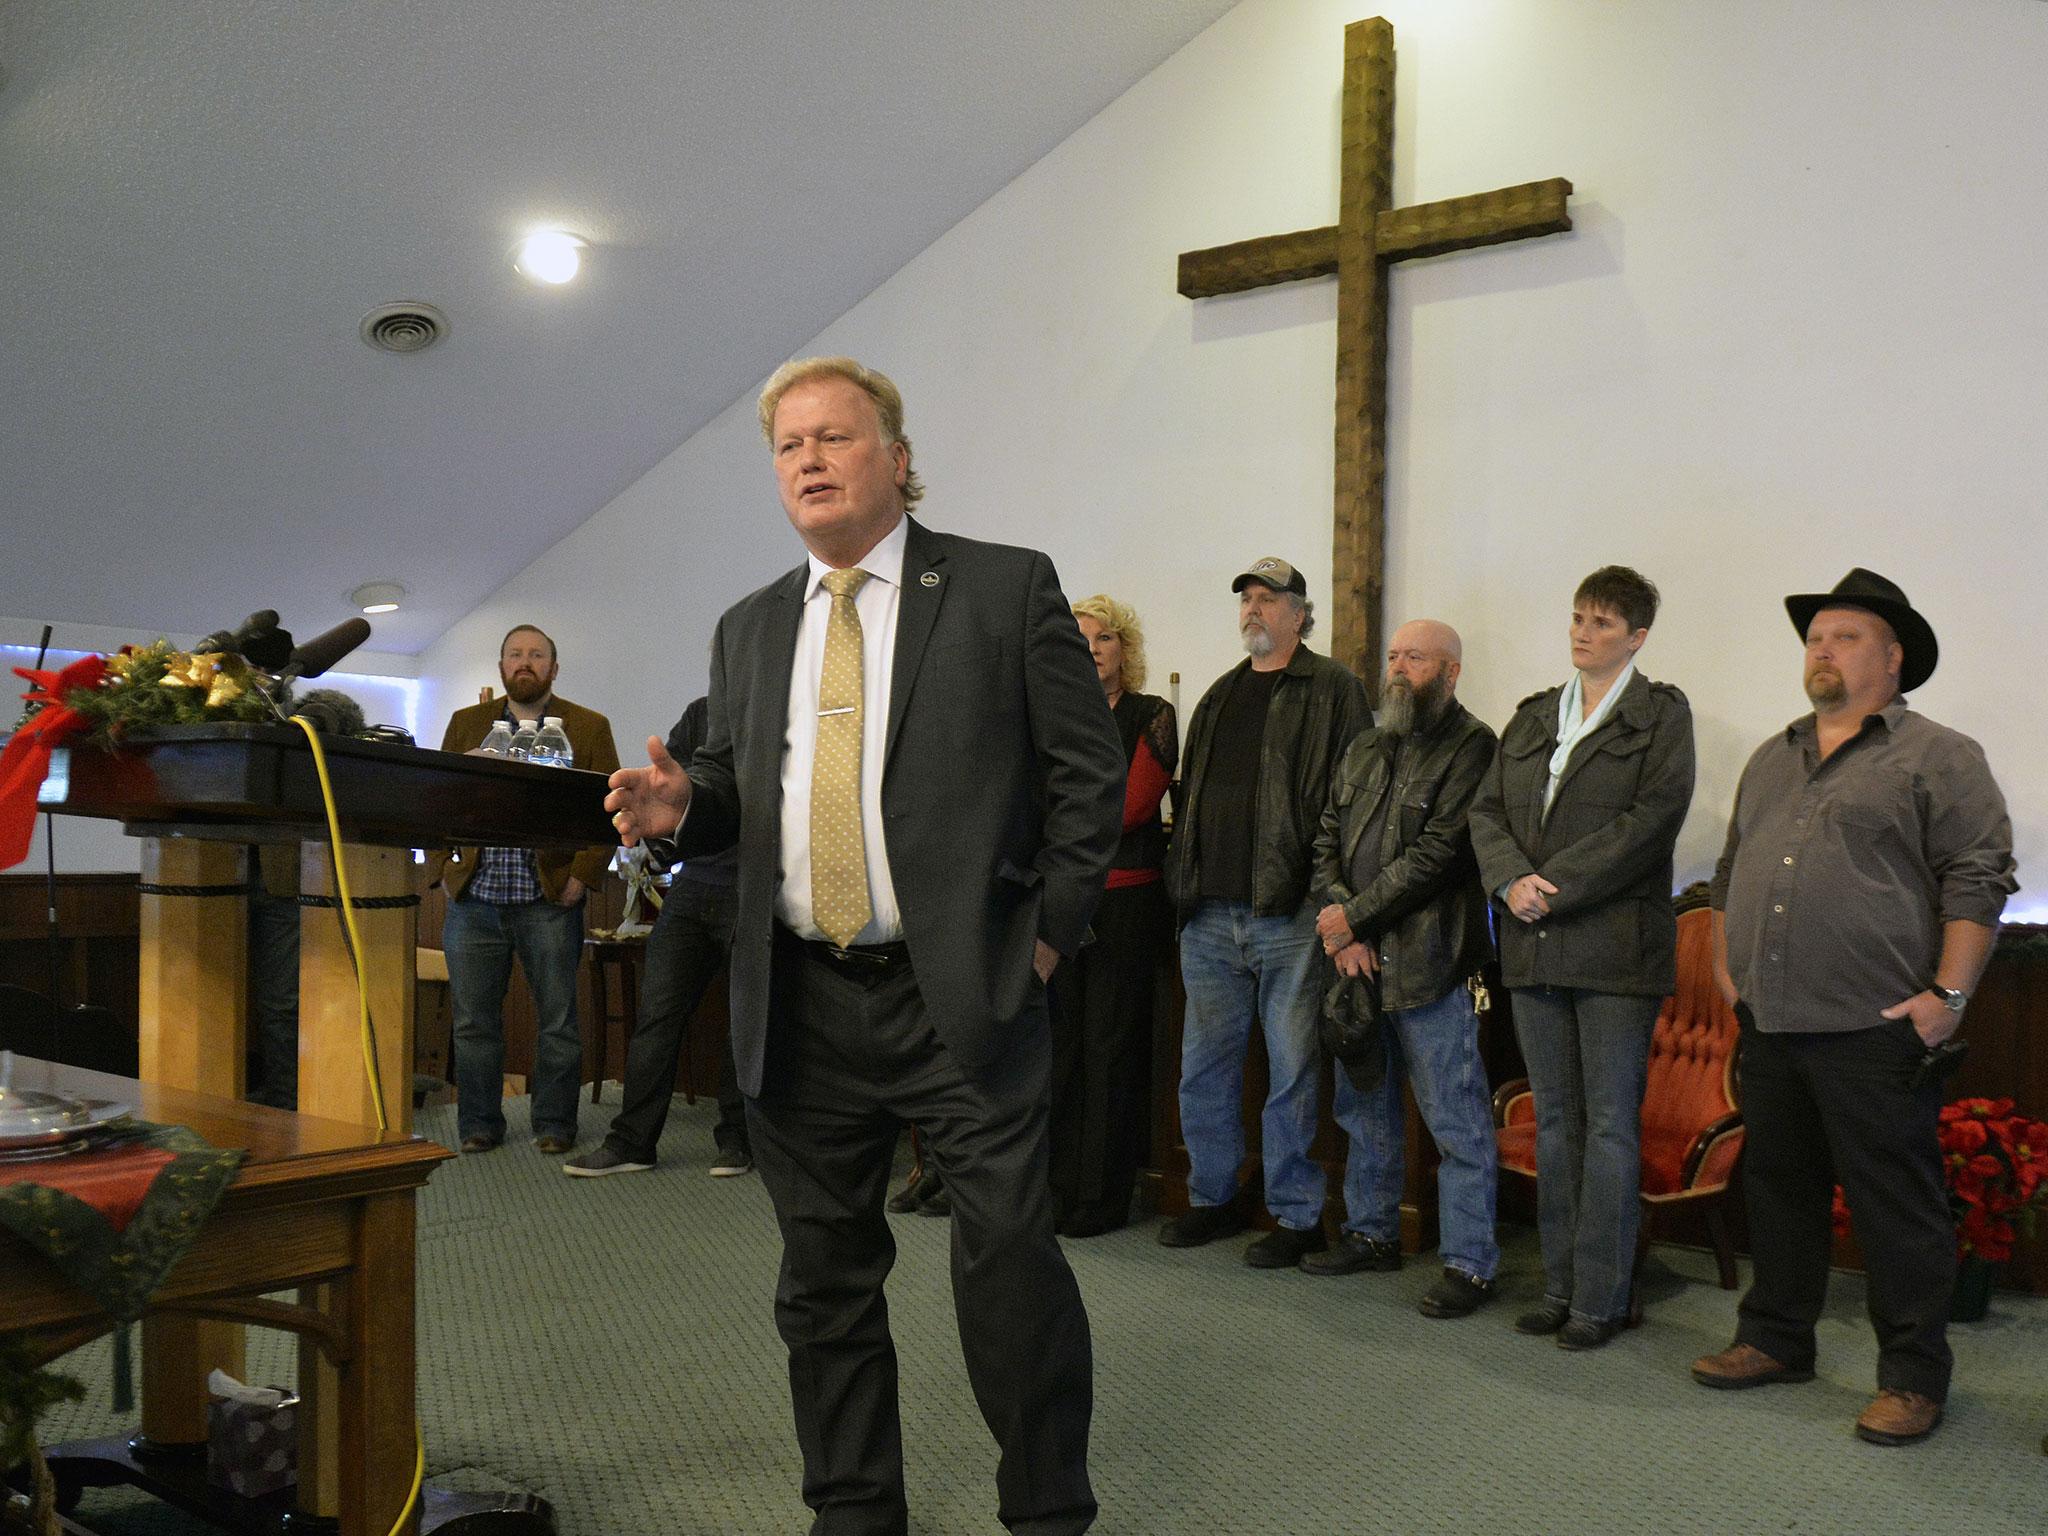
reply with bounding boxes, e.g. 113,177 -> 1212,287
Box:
1230,556 -> 1307,597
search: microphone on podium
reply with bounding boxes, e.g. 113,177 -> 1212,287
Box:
290,687 -> 369,737
193,609 -> 294,670
281,617 -> 372,685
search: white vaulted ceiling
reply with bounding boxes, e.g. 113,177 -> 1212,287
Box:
0,0 -> 1237,654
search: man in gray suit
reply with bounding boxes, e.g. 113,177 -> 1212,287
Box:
607,356 -> 1123,1536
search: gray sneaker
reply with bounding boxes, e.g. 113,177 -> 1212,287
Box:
563,1145 -> 654,1178
709,1147 -> 754,1178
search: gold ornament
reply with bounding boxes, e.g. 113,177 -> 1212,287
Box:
157,652 -> 222,690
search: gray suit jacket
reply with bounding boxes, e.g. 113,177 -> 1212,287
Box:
675,516 -> 1125,1096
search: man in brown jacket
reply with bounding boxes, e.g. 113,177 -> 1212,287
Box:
435,624 -> 619,1155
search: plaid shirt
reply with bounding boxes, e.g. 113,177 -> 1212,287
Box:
467,844 -> 544,905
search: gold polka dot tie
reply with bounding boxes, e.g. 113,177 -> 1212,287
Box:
811,568 -> 873,947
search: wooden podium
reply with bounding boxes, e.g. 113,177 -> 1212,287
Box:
27,724 -> 614,1535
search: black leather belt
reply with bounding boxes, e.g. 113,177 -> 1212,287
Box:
787,928 -> 912,983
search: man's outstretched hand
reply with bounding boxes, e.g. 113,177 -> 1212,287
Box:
605,735 -> 692,846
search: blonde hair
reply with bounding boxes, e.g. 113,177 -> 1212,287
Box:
756,356 -> 925,508
1071,593 -> 1148,693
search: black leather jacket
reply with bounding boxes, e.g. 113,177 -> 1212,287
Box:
1312,699 -> 1498,1011
1165,644 -> 1370,920
1467,670 -> 1695,995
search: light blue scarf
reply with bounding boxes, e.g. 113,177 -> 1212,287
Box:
1544,661 -> 1636,816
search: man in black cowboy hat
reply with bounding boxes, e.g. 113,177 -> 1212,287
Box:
1693,568 -> 2017,1446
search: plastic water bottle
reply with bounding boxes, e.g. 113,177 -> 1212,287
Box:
531,717 -> 574,769
479,721 -> 514,758
508,721 -> 538,761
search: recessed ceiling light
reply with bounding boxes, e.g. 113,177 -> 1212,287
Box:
516,229 -> 585,285
350,581 -> 406,615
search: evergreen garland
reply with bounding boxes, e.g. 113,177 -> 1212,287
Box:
0,1336 -> 82,1507
57,642 -> 276,742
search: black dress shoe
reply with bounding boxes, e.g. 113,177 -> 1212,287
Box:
1243,1224 -> 1328,1269
1514,1300 -> 1572,1336
1156,1204 -> 1246,1247
1418,1267 -> 1495,1318
1299,1233 -> 1402,1276
888,1167 -> 942,1213
1057,1206 -> 1127,1238
1557,1316 -> 1624,1351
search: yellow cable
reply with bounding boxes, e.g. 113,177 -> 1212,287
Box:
289,715 -> 388,1133
387,1419 -> 425,1535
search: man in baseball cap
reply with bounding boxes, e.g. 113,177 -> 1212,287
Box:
1159,558 -> 1370,1266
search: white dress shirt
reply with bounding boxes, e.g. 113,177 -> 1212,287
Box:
775,514 -> 907,943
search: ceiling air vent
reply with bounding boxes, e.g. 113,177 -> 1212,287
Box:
360,303 -> 448,354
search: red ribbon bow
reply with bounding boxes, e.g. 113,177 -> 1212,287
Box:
0,654 -> 108,869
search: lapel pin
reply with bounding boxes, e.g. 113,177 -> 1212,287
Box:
920,571 -> 940,587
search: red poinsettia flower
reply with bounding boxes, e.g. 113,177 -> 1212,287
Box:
2012,1124 -> 2048,1201
1950,1154 -> 1996,1202
1958,1097 -> 2015,1122
1899,1099 -> 2048,1261
1830,1186 -> 1853,1241
1959,1205 -> 2016,1263
1943,1117 -> 1991,1157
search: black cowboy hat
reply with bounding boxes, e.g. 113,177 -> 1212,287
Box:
1320,968 -> 1386,1094
1784,567 -> 1938,693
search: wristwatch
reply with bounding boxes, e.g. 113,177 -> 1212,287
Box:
1929,984 -> 1968,1016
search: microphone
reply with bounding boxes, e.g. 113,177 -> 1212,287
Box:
194,610 -> 294,670
290,687 -> 368,736
281,617 -> 372,684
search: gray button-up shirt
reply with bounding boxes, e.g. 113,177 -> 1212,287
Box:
1710,700 -> 2017,1033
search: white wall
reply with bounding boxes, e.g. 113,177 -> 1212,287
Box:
422,0 -> 2048,914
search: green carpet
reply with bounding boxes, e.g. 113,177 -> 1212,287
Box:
32,1091 -> 2048,1533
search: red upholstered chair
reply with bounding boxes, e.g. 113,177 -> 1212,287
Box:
1492,894 -> 1746,1302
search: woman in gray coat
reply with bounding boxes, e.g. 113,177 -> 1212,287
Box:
1468,565 -> 1695,1350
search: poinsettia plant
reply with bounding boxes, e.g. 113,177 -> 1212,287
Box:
1832,1096 -> 2048,1262
1,642 -> 277,870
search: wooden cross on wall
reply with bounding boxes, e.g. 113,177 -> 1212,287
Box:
1179,16 -> 1572,678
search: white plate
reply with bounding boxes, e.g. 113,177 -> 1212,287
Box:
0,1098 -> 133,1154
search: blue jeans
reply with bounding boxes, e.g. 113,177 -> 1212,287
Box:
1511,986 -> 1658,1324
1176,899 -> 1325,1230
444,893 -> 586,1143
1331,983 -> 1500,1281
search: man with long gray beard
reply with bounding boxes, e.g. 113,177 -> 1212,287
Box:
1303,620 -> 1502,1315
1159,557 -> 1370,1265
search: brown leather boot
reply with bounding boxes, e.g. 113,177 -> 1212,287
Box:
1855,1389 -> 1943,1445
1690,1342 -> 1816,1390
